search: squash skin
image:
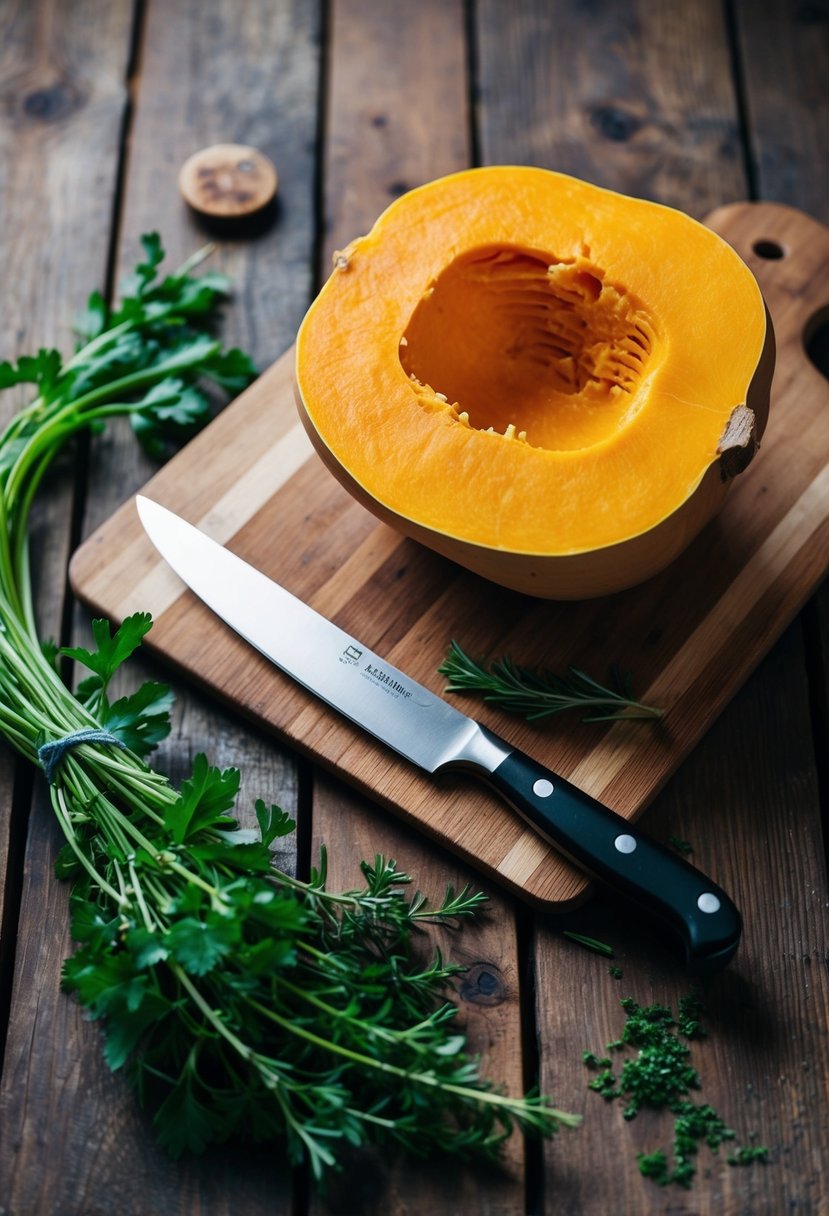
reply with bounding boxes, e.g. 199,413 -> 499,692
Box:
294,167 -> 774,599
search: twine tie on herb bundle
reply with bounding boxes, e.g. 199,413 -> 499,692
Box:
38,727 -> 127,784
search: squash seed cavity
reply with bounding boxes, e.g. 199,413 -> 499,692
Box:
399,244 -> 657,452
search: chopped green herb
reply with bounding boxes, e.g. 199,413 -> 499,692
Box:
585,995 -> 766,1188
637,1149 -> 670,1184
728,1145 -> 769,1166
563,930 -> 615,956
608,965 -> 623,980
676,992 -> 707,1040
669,835 -> 693,855
583,1051 -> 612,1070
439,641 -> 662,723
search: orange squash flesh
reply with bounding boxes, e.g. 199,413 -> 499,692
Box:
295,167 -> 773,598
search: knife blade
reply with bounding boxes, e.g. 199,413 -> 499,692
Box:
135,495 -> 741,973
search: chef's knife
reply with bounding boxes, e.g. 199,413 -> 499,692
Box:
136,495 -> 742,973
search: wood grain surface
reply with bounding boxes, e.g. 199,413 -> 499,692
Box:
1,2 -> 827,1214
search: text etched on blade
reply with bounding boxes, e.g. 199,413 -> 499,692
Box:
340,646 -> 414,700
362,663 -> 413,700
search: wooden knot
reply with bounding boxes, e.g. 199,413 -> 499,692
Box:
589,104 -> 643,143
23,81 -> 82,123
459,963 -> 506,1006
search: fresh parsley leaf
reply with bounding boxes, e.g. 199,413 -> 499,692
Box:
167,914 -> 240,976
68,330 -> 150,398
75,289 -> 108,342
0,348 -> 63,394
63,613 -> 154,690
102,990 -> 170,1071
255,799 -> 296,847
165,754 -> 241,844
152,1064 -> 217,1157
191,838 -> 275,874
130,378 -> 212,459
201,346 -> 258,393
153,331 -> 220,374
156,267 -> 231,315
54,842 -> 82,881
101,681 -> 174,755
126,926 -> 170,970
118,231 -> 165,298
62,948 -> 148,1017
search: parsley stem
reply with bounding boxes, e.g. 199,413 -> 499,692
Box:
129,860 -> 157,932
51,787 -> 125,906
173,966 -> 254,1063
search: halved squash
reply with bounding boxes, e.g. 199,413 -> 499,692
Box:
295,166 -> 774,598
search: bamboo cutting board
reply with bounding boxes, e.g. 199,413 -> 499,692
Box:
70,202 -> 829,909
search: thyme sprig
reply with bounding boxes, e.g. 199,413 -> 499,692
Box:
439,640 -> 662,723
0,238 -> 579,1179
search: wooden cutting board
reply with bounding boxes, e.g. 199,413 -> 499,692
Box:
70,202 -> 829,909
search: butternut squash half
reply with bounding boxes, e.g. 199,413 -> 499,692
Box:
295,167 -> 774,598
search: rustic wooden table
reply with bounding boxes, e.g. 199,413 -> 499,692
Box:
1,3 -> 828,1214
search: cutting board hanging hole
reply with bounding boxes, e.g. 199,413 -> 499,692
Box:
752,238 -> 787,260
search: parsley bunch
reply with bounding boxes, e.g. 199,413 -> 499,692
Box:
0,240 -> 578,1179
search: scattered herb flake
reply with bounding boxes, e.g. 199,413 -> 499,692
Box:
728,1145 -> 769,1166
585,994 -> 767,1188
563,930 -> 615,956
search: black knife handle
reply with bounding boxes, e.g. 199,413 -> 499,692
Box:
487,749 -> 741,973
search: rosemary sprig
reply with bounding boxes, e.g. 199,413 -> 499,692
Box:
439,641 -> 662,723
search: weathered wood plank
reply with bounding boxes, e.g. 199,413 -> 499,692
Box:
0,2 -> 137,1211
314,2 -> 526,1211
3,4 -> 826,1214
0,752 -> 19,1031
0,0 -> 133,960
474,0 -> 745,216
733,0 -> 829,935
474,1 -> 829,1211
733,0 -> 829,225
323,0 -> 470,269
1,0 -> 322,1212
